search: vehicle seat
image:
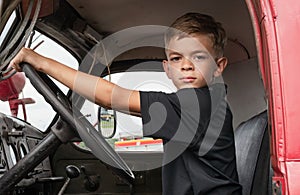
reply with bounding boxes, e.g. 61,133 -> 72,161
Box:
234,110 -> 271,195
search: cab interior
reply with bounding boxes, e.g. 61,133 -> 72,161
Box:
0,0 -> 270,194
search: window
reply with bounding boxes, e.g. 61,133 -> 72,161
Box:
0,31 -> 78,131
0,11 -> 17,48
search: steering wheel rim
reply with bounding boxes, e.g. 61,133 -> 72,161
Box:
21,63 -> 135,184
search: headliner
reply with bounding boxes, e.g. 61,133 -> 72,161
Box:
66,0 -> 257,64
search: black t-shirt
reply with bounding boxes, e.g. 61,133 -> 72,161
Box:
140,83 -> 242,194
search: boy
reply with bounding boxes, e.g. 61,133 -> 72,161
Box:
11,13 -> 242,194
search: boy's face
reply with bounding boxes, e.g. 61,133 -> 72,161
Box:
163,34 -> 227,89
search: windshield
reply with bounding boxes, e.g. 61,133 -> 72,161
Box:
0,31 -> 78,130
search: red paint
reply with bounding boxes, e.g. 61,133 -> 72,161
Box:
247,0 -> 300,194
0,72 -> 26,117
0,72 -> 26,101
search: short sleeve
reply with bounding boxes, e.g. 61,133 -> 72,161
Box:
139,88 -> 211,145
140,91 -> 181,140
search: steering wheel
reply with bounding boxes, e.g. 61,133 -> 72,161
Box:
0,64 -> 134,193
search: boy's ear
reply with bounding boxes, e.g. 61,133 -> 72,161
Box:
162,60 -> 171,79
214,57 -> 228,77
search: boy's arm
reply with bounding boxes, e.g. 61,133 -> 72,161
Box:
10,48 -> 141,116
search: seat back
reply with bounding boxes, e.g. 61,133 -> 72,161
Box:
234,111 -> 269,195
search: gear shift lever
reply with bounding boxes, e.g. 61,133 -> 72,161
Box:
57,165 -> 80,195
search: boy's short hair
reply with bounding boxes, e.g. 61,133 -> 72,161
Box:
165,12 -> 227,57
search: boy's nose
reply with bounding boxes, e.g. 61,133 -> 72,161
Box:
181,59 -> 194,71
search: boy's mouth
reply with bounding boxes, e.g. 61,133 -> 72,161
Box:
180,76 -> 196,83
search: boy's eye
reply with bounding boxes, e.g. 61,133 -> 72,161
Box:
170,56 -> 181,62
193,55 -> 206,61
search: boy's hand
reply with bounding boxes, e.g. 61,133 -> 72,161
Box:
10,47 -> 45,72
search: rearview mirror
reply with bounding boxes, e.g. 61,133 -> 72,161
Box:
97,107 -> 116,138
